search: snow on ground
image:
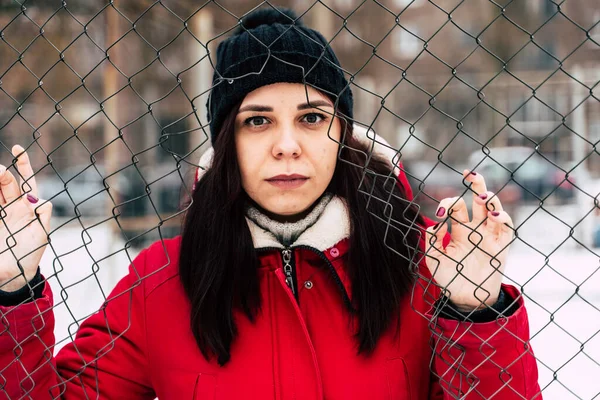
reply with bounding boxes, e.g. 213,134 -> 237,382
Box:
37,199 -> 600,399
39,218 -> 141,352
503,201 -> 600,400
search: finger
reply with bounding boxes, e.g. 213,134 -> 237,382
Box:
463,170 -> 488,221
486,210 -> 514,239
473,191 -> 503,225
0,165 -> 22,203
32,198 -> 53,232
425,221 -> 448,273
12,145 -> 38,197
435,196 -> 470,241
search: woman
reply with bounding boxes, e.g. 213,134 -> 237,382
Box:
0,7 -> 541,399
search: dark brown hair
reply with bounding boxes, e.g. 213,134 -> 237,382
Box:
179,102 -> 425,366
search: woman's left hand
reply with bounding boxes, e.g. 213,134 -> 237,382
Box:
425,170 -> 515,312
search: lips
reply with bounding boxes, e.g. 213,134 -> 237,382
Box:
265,174 -> 309,189
266,174 -> 309,181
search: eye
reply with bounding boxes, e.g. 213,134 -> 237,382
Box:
302,113 -> 327,125
244,116 -> 270,127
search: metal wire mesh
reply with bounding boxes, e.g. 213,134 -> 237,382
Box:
0,0 -> 599,398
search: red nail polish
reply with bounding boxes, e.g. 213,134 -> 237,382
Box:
479,193 -> 488,200
436,207 -> 446,217
470,171 -> 477,176
491,211 -> 500,217
433,223 -> 440,230
27,194 -> 38,204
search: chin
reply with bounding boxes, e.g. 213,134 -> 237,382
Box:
267,203 -> 307,216
261,199 -> 313,218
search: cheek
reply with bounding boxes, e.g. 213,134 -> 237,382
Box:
236,138 -> 266,193
321,122 -> 341,175
235,140 -> 254,187
321,143 -> 338,174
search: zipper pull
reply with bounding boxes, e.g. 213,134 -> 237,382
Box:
282,248 -> 295,296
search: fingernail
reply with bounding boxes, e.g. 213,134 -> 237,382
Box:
479,193 -> 488,200
491,211 -> 500,217
470,171 -> 477,176
27,194 -> 38,204
433,223 -> 440,230
436,207 -> 446,217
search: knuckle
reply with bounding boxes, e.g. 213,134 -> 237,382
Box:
451,196 -> 466,208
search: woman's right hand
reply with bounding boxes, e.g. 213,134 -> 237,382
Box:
0,145 -> 53,293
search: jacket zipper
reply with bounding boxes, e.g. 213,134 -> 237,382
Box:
281,247 -> 298,301
256,245 -> 352,311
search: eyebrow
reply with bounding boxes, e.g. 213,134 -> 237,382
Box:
237,100 -> 333,114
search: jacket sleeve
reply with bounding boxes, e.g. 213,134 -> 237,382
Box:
396,162 -> 542,399
0,247 -> 155,399
428,284 -> 542,399
0,267 -> 45,306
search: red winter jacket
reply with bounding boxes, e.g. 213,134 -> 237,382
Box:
0,144 -> 541,399
0,225 -> 541,399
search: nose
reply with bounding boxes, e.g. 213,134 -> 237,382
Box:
272,126 -> 301,159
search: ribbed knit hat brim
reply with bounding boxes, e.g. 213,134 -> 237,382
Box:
206,7 -> 353,144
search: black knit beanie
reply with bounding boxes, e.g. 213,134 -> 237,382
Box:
205,7 -> 354,144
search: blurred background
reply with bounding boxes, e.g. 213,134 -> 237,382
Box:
0,1 -> 599,398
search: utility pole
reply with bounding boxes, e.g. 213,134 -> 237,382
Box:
103,2 -> 121,284
192,9 -> 214,157
570,65 -> 591,248
104,3 -> 120,205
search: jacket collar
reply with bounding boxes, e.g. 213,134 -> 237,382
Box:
247,195 -> 350,252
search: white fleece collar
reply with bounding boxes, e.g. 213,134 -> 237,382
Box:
246,195 -> 351,251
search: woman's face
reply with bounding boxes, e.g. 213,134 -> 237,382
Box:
234,83 -> 342,222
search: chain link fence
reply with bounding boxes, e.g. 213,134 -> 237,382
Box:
0,0 -> 599,398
